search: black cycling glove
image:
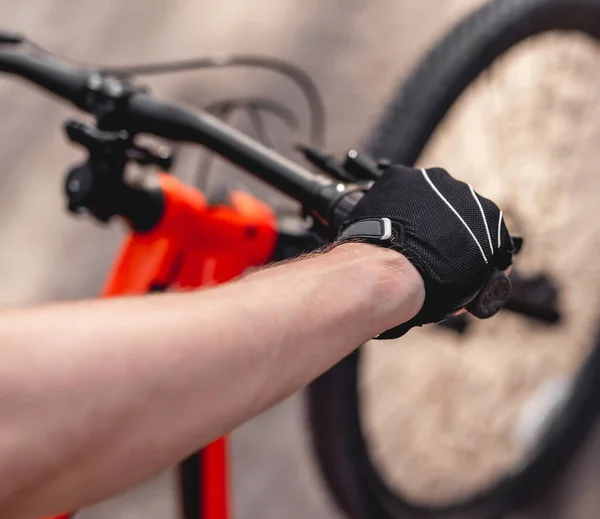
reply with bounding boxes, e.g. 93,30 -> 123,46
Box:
338,165 -> 519,339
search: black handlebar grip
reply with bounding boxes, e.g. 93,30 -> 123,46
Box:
327,188 -> 364,232
0,51 -> 89,109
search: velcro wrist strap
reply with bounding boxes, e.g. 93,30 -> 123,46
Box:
338,217 -> 394,242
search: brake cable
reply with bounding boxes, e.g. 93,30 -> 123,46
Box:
100,56 -> 325,148
99,57 -> 326,196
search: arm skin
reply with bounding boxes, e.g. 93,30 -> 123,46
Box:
0,243 -> 424,519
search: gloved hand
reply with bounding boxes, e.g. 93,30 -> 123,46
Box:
338,165 -> 520,339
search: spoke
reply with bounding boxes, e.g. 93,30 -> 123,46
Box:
247,105 -> 274,149
194,103 -> 234,192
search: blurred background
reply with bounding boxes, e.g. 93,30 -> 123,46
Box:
5,0 -> 600,518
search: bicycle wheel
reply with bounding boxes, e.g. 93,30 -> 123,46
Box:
308,0 -> 600,517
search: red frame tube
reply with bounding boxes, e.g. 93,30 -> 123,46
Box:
46,173 -> 278,519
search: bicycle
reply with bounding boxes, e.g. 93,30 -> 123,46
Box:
309,0 -> 600,517
0,14 -> 553,519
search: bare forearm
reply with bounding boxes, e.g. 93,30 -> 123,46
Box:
0,243 -> 423,518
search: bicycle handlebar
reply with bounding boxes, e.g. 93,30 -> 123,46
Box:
0,41 -> 353,223
0,49 -> 89,109
125,93 -> 333,209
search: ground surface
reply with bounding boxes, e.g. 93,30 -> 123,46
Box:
4,1 -> 600,518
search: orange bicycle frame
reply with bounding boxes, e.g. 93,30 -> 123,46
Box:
46,171 -> 278,519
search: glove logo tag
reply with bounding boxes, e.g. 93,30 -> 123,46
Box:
339,218 -> 394,242
381,217 -> 392,240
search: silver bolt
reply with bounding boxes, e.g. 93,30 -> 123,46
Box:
105,78 -> 124,97
336,183 -> 345,192
348,149 -> 358,159
87,73 -> 103,90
